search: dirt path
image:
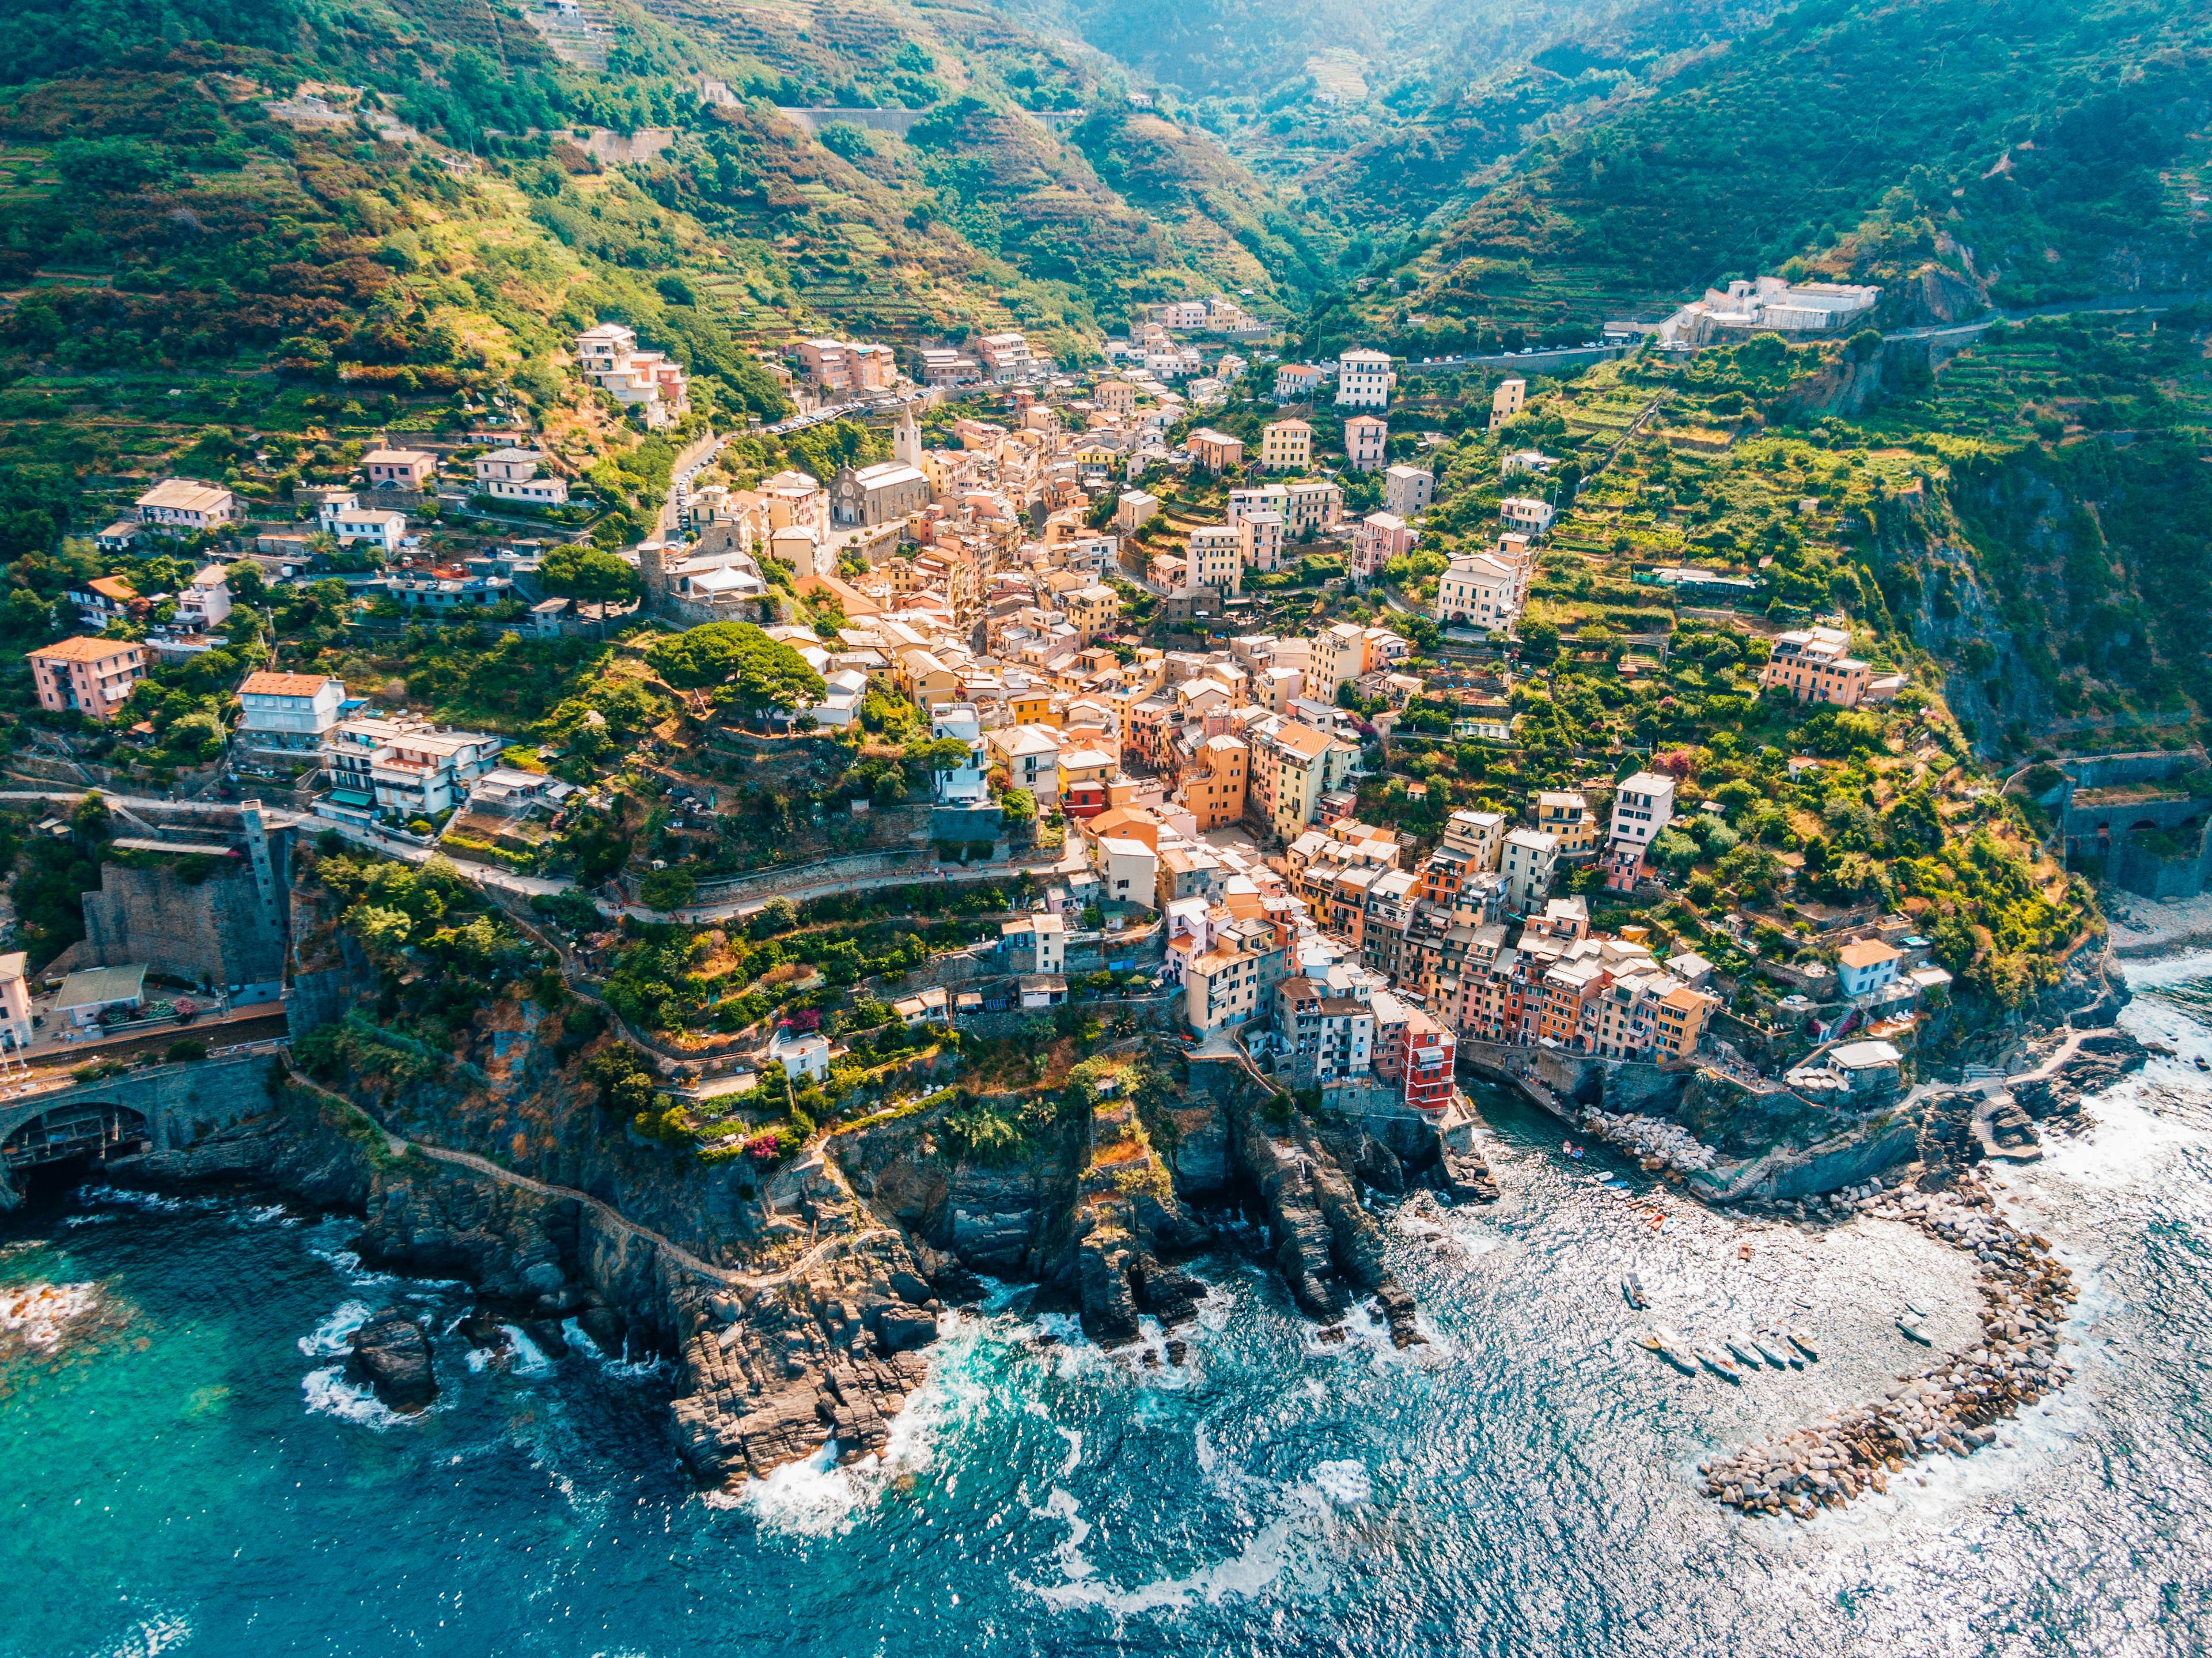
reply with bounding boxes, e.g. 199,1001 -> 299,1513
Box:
283,1068 -> 896,1292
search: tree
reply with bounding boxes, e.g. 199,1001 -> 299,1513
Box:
644,622 -> 825,716
1715,842 -> 1786,903
1520,619 -> 1560,664
543,543 -> 642,604
639,868 -> 697,910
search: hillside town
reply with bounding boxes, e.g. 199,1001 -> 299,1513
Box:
12,298 -> 1984,1140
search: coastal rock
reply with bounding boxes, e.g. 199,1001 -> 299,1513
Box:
668,1231 -> 942,1486
1437,1143 -> 1501,1203
1131,1257 -> 1206,1328
1372,1281 -> 1425,1349
1076,1233 -> 1144,1346
348,1309 -> 438,1412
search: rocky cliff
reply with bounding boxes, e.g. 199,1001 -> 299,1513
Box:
111,987 -> 1469,1483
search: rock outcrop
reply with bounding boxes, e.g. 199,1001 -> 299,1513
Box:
2012,1030 -> 2148,1121
670,1231 -> 940,1484
349,1309 -> 438,1411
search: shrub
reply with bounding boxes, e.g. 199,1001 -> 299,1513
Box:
164,1039 -> 209,1063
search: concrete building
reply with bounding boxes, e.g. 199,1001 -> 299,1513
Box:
234,671 -> 346,762
796,338 -> 897,393
1656,276 -> 1880,347
977,332 -> 1035,381
363,448 -> 437,489
1335,348 -> 1393,408
1274,363 -> 1325,401
1837,938 -> 1904,998
28,637 -> 146,722
1488,378 -> 1525,430
1501,827 -> 1560,911
1187,429 -> 1245,472
1343,413 -> 1388,473
1535,790 -> 1596,856
1757,624 -> 1899,707
473,448 -> 570,507
1349,513 -> 1415,584
321,718 -> 502,823
1260,419 -> 1311,472
1282,480 -> 1343,537
1116,490 -> 1161,532
1608,772 -> 1676,857
1434,551 -> 1520,631
321,502 -> 406,554
1185,525 -> 1244,595
134,478 -> 238,531
1499,496 -> 1555,536
1383,465 -> 1433,518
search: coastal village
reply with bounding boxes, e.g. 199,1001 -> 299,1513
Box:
0,281 -> 2153,1524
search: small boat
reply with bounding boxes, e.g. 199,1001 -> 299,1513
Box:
1787,1327 -> 1820,1361
1623,1272 -> 1649,1309
1725,1331 -> 1766,1369
2196,1055 -> 2208,1073
1646,1326 -> 1698,1371
1696,1344 -> 1744,1382
1752,1330 -> 1795,1369
1567,1145 -> 1584,1160
1897,1316 -> 1931,1345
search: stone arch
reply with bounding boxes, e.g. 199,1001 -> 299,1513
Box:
1,1103 -> 150,1172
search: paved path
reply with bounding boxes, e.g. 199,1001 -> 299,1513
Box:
284,1066 -> 897,1291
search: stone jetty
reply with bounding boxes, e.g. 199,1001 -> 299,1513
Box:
1698,1174 -> 2075,1520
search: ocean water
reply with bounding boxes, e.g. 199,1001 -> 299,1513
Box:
6,965 -> 2212,1657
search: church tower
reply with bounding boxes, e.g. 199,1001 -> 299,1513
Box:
894,401 -> 922,468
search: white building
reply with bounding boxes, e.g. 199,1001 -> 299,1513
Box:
1501,827 -> 1560,912
1434,551 -> 1520,631
1335,347 -> 1393,408
929,703 -> 989,807
575,321 -> 690,428
235,670 -> 346,760
1499,496 -> 1555,536
321,716 -> 502,823
321,500 -> 406,554
1608,772 -> 1677,851
474,448 -> 570,506
135,477 -> 239,531
177,564 -> 233,631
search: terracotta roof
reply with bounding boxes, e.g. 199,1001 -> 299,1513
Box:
29,635 -> 141,664
1837,939 -> 1903,968
240,671 -> 342,698
88,576 -> 138,603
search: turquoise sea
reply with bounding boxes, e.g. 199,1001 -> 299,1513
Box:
6,961 -> 2212,1657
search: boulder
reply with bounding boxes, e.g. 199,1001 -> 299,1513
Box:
877,1307 -> 940,1354
348,1309 -> 438,1412
1131,1258 -> 1206,1328
1438,1143 -> 1501,1203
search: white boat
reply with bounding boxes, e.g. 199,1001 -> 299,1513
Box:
1644,1326 -> 1698,1371
1726,1331 -> 1767,1369
1752,1330 -> 1795,1369
1897,1316 -> 1931,1345
1696,1344 -> 1744,1382
1787,1327 -> 1820,1361
1623,1272 -> 1649,1309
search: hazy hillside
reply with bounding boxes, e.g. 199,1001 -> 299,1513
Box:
1292,0 -> 2212,351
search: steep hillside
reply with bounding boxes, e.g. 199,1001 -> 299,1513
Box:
1319,0 -> 2212,350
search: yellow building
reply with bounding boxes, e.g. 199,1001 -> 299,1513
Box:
1260,419 -> 1311,472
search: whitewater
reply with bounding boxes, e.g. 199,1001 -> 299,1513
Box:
3,959 -> 2210,1657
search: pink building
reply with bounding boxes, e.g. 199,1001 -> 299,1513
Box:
29,637 -> 147,722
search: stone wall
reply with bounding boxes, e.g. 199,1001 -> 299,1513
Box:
76,858 -> 286,987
